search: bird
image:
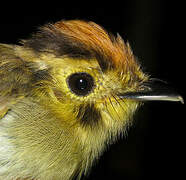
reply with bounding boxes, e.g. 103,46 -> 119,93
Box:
0,19 -> 183,180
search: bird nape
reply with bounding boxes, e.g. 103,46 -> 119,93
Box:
0,20 -> 183,180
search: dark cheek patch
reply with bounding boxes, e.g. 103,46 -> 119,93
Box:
77,103 -> 101,128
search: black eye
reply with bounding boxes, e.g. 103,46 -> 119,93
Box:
67,72 -> 94,96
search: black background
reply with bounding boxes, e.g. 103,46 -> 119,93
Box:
0,1 -> 185,180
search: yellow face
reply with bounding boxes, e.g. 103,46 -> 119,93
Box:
34,53 -> 147,142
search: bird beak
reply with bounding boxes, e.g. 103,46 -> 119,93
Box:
118,79 -> 184,104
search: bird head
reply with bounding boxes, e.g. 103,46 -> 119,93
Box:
0,20 -> 183,179
20,20 -> 149,149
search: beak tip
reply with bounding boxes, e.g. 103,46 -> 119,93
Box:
178,96 -> 184,104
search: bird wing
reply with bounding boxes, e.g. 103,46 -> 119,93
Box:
0,43 -> 27,118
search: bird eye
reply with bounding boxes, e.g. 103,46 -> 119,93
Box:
67,72 -> 94,96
